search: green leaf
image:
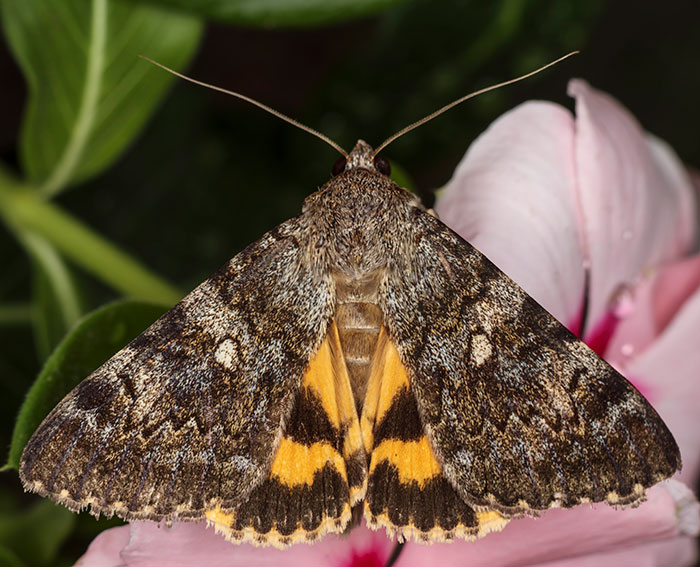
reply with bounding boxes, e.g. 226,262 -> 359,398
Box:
20,232 -> 83,362
132,0 -> 409,27
389,160 -> 414,193
0,500 -> 75,567
0,546 -> 23,567
6,299 -> 168,469
1,0 -> 202,196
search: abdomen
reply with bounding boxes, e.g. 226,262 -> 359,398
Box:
333,271 -> 384,410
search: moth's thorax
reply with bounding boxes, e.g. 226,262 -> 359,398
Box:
302,164 -> 423,278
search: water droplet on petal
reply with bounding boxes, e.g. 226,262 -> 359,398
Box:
620,343 -> 635,357
622,228 -> 633,241
610,283 -> 636,318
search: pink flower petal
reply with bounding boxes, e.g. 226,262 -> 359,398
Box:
585,310 -> 622,359
653,255 -> 700,334
568,80 -> 697,334
528,537 -> 697,567
76,520 -> 395,567
395,482 -> 697,567
689,166 -> 700,201
646,135 -> 698,252
603,275 -> 663,373
603,255 -> 700,374
435,101 -> 585,329
624,274 -> 700,484
75,523 -> 131,567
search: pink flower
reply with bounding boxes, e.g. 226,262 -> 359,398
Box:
76,80 -> 700,566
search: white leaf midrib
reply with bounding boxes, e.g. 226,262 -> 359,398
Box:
40,0 -> 107,197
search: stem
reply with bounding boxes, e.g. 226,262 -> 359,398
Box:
19,230 -> 82,327
0,303 -> 32,325
0,182 -> 181,305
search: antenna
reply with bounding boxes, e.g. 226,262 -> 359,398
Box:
373,51 -> 579,156
140,56 -> 348,157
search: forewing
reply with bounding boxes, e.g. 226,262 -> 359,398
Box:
20,219 -> 335,522
381,210 -> 681,515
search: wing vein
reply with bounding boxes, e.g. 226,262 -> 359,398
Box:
76,404 -> 131,497
47,421 -> 86,492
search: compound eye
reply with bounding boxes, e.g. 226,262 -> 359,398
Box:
332,156 -> 347,176
373,155 -> 391,176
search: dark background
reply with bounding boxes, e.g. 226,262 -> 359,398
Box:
2,2 -> 698,290
1,0 -> 699,564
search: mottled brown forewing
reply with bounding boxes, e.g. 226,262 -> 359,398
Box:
380,209 -> 681,515
20,218 -> 335,522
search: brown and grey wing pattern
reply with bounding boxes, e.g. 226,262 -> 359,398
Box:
361,328 -> 509,543
20,218 -> 335,523
206,321 -> 366,547
381,209 -> 680,515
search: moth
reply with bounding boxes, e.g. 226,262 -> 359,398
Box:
19,56 -> 681,549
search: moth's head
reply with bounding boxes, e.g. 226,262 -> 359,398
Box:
332,140 -> 391,178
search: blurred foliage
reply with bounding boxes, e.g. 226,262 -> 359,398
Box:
135,0 -> 410,27
0,501 -> 75,567
22,230 -> 84,362
0,0 -> 698,564
3,0 -> 202,195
